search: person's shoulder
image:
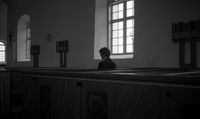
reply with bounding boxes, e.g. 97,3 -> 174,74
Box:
107,58 -> 115,64
105,58 -> 113,62
107,58 -> 116,68
98,60 -> 104,68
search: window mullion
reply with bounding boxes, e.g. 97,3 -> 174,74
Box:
111,25 -> 113,54
111,19 -> 123,23
125,16 -> 134,20
111,0 -> 124,5
124,1 -> 126,54
110,4 -> 113,54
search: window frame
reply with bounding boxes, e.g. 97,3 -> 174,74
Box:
108,0 -> 134,56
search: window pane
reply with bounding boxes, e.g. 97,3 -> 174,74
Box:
127,19 -> 133,28
119,45 -> 123,53
118,30 -> 123,37
118,38 -> 123,45
118,11 -> 123,19
112,5 -> 118,12
126,36 -> 133,44
113,30 -> 118,38
126,44 -> 133,53
127,1 -> 133,9
0,46 -> 5,51
112,46 -> 118,54
126,28 -> 133,36
127,9 -> 133,17
0,42 -> 5,62
0,52 -> 5,62
112,13 -> 118,20
118,3 -> 123,11
118,21 -> 123,29
112,38 -> 118,46
113,23 -> 118,30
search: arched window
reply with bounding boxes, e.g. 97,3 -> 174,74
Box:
0,41 -> 6,63
17,14 -> 31,62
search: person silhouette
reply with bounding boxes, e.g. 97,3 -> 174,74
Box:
98,47 -> 116,70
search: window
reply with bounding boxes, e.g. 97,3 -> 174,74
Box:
94,0 -> 134,59
0,42 -> 5,63
109,0 -> 134,55
17,14 -> 31,62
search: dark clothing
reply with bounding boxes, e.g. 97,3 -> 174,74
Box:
98,58 -> 116,70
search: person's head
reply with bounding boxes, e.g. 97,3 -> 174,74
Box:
99,47 -> 111,60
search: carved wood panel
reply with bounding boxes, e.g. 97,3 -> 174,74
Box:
82,80 -> 114,119
0,81 -> 4,118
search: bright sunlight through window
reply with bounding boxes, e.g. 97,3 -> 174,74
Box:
0,42 -> 5,62
110,0 -> 134,55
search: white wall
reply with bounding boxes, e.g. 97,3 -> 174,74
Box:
0,0 -> 7,42
6,0 -> 200,68
134,0 -> 200,68
94,0 -> 108,60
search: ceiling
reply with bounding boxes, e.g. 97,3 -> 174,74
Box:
2,0 -> 41,10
